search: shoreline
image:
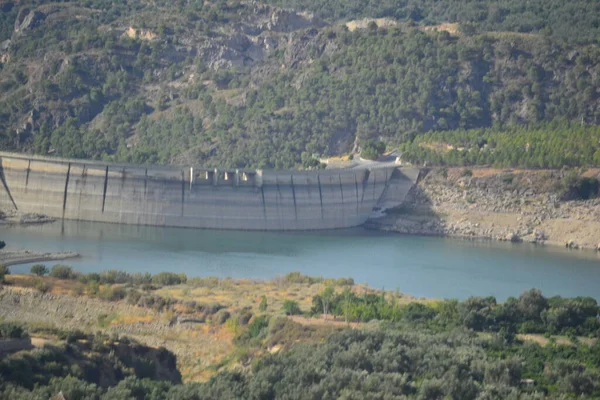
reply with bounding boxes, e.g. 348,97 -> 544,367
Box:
367,167 -> 600,253
367,222 -> 600,255
0,247 -> 80,267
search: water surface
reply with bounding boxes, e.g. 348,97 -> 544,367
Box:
2,221 -> 599,301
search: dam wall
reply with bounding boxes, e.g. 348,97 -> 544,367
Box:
0,152 -> 418,230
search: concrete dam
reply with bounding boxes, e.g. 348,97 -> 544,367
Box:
0,152 -> 418,230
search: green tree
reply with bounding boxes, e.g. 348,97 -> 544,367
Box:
49,265 -> 75,280
30,264 -> 49,276
259,295 -> 268,312
282,300 -> 301,316
0,264 -> 9,283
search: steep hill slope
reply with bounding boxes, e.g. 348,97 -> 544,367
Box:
0,0 -> 599,168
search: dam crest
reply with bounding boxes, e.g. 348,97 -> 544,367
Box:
0,152 -> 418,230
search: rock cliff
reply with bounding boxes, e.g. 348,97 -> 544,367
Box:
368,168 -> 600,250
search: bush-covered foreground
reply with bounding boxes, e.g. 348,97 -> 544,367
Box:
2,266 -> 600,399
311,287 -> 600,338
1,320 -> 600,399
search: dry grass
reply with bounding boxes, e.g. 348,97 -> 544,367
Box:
5,274 -> 426,382
156,278 -> 421,318
421,23 -> 460,36
517,334 -> 597,346
5,274 -> 83,295
345,18 -> 398,31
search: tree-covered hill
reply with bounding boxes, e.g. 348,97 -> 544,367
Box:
1,0 -> 600,168
265,0 -> 600,44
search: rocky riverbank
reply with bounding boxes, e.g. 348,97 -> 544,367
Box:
367,167 -> 600,251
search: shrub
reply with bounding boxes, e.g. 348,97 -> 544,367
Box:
282,300 -> 302,316
0,322 -> 28,339
248,316 -> 269,339
49,264 -> 75,280
0,264 -> 9,283
70,285 -> 84,296
259,295 -> 268,312
152,272 -> 187,286
284,272 -> 322,285
562,175 -> 600,200
99,270 -> 131,284
401,303 -> 437,322
33,278 -> 52,293
86,281 -> 100,296
0,240 -> 6,250
335,277 -> 354,286
98,286 -> 127,301
462,168 -> 473,177
214,310 -> 231,324
86,273 -> 101,282
30,264 -> 48,276
238,309 -> 253,325
126,289 -> 142,305
360,139 -> 386,160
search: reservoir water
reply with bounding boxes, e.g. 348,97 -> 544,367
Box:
1,221 -> 600,301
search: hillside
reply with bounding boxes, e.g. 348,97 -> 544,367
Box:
1,0 -> 600,168
1,269 -> 599,398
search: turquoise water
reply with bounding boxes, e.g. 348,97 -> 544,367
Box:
2,221 -> 600,300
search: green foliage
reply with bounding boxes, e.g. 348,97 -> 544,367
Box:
0,331 -> 180,395
235,315 -> 270,344
98,286 -> 127,302
360,139 -> 386,160
0,322 -> 28,339
0,264 -> 8,283
264,0 -> 600,44
248,316 -> 269,338
259,295 -> 268,312
282,300 -> 302,316
402,123 -> 600,168
2,289 -> 600,399
561,172 -> 600,200
310,287 -> 600,336
49,264 -> 76,280
152,272 -> 187,286
33,278 -> 52,293
30,264 -> 49,276
283,271 -> 353,286
2,6 -> 600,169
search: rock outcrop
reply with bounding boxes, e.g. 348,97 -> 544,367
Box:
14,8 -> 45,33
368,168 -> 600,250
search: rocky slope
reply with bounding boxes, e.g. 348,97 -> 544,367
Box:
2,1 -> 600,169
368,168 -> 600,250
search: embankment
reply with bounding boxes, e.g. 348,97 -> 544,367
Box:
0,152 -> 418,231
0,246 -> 79,266
367,168 -> 600,250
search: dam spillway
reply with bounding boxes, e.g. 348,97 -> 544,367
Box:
0,152 -> 418,230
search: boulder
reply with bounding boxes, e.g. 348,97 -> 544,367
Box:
505,232 -> 521,243
565,239 -> 579,249
533,229 -> 547,242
